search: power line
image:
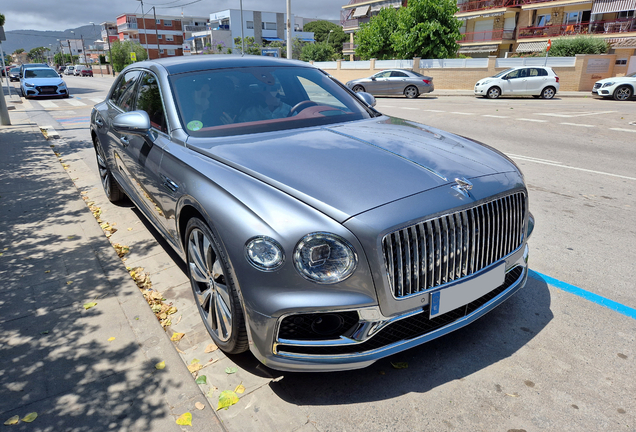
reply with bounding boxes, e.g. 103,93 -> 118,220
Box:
154,0 -> 204,9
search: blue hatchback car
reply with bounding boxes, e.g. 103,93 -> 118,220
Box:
20,67 -> 69,99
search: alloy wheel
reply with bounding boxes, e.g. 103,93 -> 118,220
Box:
487,87 -> 500,99
542,87 -> 555,99
352,85 -> 364,93
614,86 -> 632,101
404,86 -> 418,99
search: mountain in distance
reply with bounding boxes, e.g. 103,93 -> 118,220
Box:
1,25 -> 103,58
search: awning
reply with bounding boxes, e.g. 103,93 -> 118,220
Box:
300,38 -> 315,42
369,1 -> 402,12
480,12 -> 505,18
522,0 -> 591,9
458,44 -> 499,53
592,0 -> 636,14
263,37 -> 284,42
516,41 -> 548,52
352,5 -> 370,18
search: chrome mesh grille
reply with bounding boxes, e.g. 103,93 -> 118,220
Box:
382,192 -> 526,298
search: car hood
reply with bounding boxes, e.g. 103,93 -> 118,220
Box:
187,116 -> 519,222
22,77 -> 64,86
596,77 -> 635,84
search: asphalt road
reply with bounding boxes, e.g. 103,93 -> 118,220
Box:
10,76 -> 636,432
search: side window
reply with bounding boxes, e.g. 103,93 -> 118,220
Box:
528,68 -> 540,77
506,69 -> 520,79
136,72 -> 168,134
519,68 -> 528,78
109,70 -> 142,112
391,71 -> 409,77
539,68 -> 548,76
375,71 -> 391,78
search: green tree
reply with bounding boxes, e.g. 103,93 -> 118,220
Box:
14,48 -> 25,55
267,38 -> 308,59
548,36 -> 608,57
355,0 -> 461,60
28,47 -> 48,63
355,7 -> 400,60
0,13 -> 5,27
300,42 -> 335,62
233,37 -> 261,55
110,40 -> 148,72
304,20 -> 347,55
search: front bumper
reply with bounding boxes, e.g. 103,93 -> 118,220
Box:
474,86 -> 485,95
23,86 -> 68,98
248,243 -> 530,372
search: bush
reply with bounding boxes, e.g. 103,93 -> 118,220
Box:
300,43 -> 335,62
548,36 -> 609,57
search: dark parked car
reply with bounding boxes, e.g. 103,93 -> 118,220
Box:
90,55 -> 534,372
9,67 -> 21,82
346,69 -> 434,98
80,68 -> 94,77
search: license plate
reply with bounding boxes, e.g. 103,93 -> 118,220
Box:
429,263 -> 505,318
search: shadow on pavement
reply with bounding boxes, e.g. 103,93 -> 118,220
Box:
0,128 -> 192,430
268,276 -> 552,405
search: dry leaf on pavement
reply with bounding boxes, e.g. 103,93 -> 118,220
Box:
175,412 -> 192,426
204,343 -> 218,353
83,302 -> 97,310
21,412 -> 37,423
155,361 -> 166,370
195,402 -> 205,410
170,332 -> 185,342
4,415 -> 19,425
217,390 -> 240,410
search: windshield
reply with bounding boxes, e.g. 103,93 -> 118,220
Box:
24,69 -> 60,79
627,71 -> 636,78
171,66 -> 372,138
493,69 -> 515,78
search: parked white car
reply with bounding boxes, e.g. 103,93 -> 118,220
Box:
474,66 -> 560,99
74,65 -> 91,76
64,66 -> 75,75
592,72 -> 636,101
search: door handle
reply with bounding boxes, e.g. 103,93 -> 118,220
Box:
119,136 -> 130,148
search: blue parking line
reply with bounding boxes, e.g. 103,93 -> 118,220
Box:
529,270 -> 636,320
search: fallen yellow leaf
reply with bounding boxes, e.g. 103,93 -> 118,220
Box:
155,361 -> 166,370
391,362 -> 408,369
195,402 -> 205,410
67,281 -> 73,285
21,412 -> 37,423
204,343 -> 218,353
83,302 -> 97,310
107,337 -> 116,342
234,384 -> 245,394
187,363 -> 203,373
175,412 -> 192,426
217,390 -> 239,410
171,332 -> 185,342
44,270 -> 50,273
4,415 -> 19,425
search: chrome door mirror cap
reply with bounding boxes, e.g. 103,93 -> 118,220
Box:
355,91 -> 376,107
113,110 -> 152,136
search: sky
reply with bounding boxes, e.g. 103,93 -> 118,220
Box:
1,0 -> 345,31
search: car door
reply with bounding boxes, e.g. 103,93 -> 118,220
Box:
525,68 -> 546,95
500,69 -> 526,95
387,71 -> 410,95
367,71 -> 392,94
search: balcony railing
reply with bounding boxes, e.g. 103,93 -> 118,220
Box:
117,23 -> 138,32
343,42 -> 358,51
184,25 -> 207,32
457,0 -> 526,13
458,29 -> 515,43
518,18 -> 636,39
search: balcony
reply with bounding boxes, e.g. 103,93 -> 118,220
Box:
184,25 -> 207,32
117,23 -> 138,32
518,18 -> 636,39
457,0 -> 527,13
458,29 -> 515,43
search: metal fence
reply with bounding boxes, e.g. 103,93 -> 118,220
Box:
495,57 -> 576,67
419,58 -> 489,68
312,57 -> 576,71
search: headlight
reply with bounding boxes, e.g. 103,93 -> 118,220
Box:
482,80 -> 492,85
24,82 -> 35,88
602,82 -> 615,87
245,236 -> 284,271
293,232 -> 357,284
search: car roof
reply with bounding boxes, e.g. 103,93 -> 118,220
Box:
22,63 -> 49,68
125,55 -> 312,76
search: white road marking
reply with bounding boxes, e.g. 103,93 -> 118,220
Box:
400,107 -> 420,110
507,154 -> 561,164
39,100 -> 58,108
22,100 -> 33,110
535,111 -> 616,118
510,155 -> 636,181
64,99 -> 87,107
560,122 -> 595,127
450,112 -> 476,115
609,128 -> 636,133
424,109 -> 446,112
482,115 -> 509,118
516,118 -> 548,122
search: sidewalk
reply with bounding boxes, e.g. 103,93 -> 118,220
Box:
431,89 -> 593,98
0,108 -> 225,431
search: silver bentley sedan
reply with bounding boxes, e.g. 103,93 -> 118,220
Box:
90,55 -> 533,372
346,69 -> 434,98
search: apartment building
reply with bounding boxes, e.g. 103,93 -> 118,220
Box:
115,13 -> 208,59
340,0 -> 635,71
188,9 -> 315,55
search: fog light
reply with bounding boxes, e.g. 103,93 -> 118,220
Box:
311,314 -> 345,336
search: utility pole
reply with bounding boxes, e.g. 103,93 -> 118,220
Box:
90,23 -> 104,77
80,34 -> 86,64
152,7 -> 160,58
137,0 -> 150,59
286,0 -> 292,59
239,0 -> 245,56
67,40 -> 74,65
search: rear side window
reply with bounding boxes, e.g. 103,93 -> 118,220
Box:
391,71 -> 409,77
109,70 -> 142,112
136,72 -> 168,133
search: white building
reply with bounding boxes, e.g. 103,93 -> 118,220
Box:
187,9 -> 314,55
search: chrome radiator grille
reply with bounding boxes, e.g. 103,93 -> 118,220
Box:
382,192 -> 526,298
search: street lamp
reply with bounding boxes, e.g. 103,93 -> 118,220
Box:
326,29 -> 334,45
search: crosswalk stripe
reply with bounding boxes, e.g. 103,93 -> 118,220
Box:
90,98 -> 104,103
39,100 -> 58,108
64,99 -> 87,106
609,128 -> 636,133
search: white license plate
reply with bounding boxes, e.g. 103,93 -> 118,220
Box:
429,263 -> 505,318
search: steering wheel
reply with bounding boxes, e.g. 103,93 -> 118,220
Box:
288,100 -> 318,117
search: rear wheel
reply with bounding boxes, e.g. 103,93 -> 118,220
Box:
186,218 -> 248,354
487,86 -> 501,99
94,138 -> 125,202
541,86 -> 556,99
613,85 -> 633,101
352,85 -> 365,93
404,85 -> 419,99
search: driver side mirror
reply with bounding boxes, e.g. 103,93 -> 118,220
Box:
355,91 -> 376,107
371,76 -> 376,81
113,110 -> 153,141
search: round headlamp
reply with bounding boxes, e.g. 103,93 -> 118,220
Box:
245,236 -> 284,271
293,232 -> 357,284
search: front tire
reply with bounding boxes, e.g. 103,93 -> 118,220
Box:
186,218 -> 248,354
487,86 -> 501,99
541,86 -> 556,99
94,138 -> 125,202
613,85 -> 633,101
352,85 -> 365,93
404,85 -> 419,99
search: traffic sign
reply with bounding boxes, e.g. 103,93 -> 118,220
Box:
130,52 -> 137,62
546,39 -> 552,51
